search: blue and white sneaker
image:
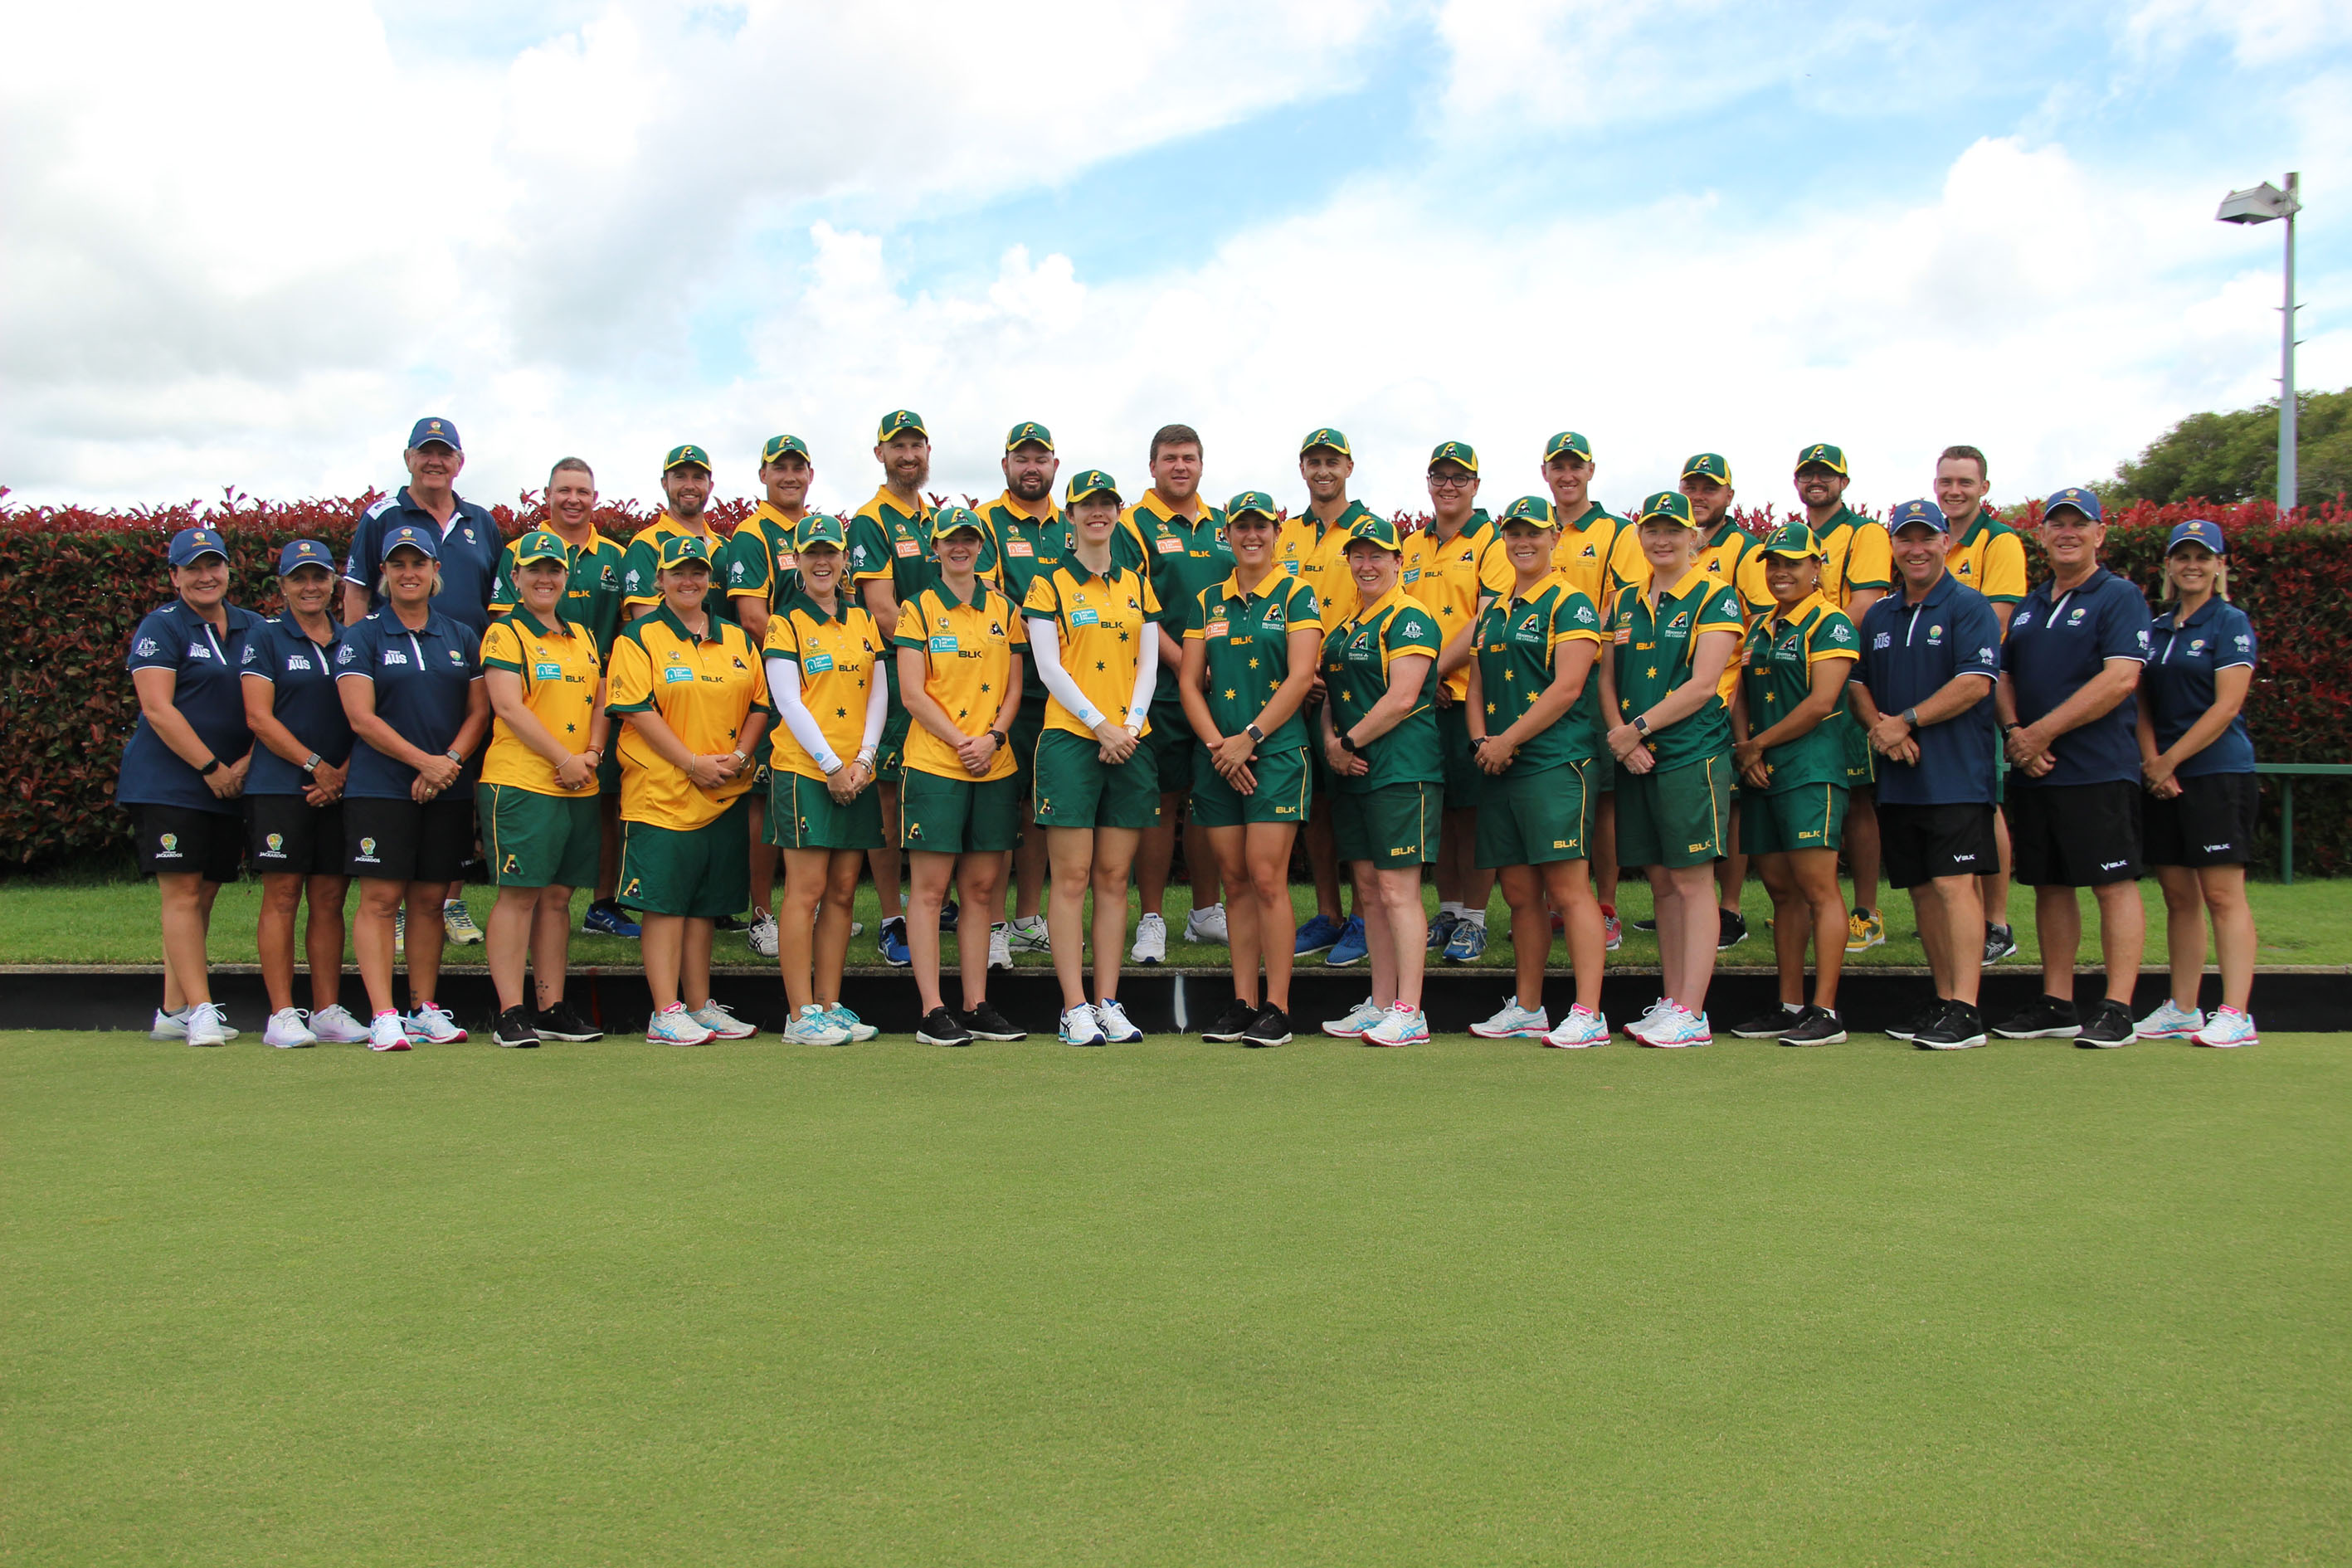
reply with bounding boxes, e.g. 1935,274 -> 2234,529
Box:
1645,1006 -> 1714,1049
1325,916 -> 1369,967
784,1005 -> 853,1045
645,1003 -> 713,1045
1425,911 -> 1460,952
689,1001 -> 757,1040
1322,998 -> 1385,1039
1544,1006 -> 1611,1049
1294,913 -> 1345,956
406,1002 -> 468,1044
1060,1004 -> 1108,1046
1095,998 -> 1144,1043
1363,1003 -> 1431,1047
2136,999 -> 2205,1040
582,899 -> 642,938
1469,999 -> 1548,1039
2193,1006 -> 2258,1048
825,1005 -> 879,1042
878,917 -> 911,967
1443,918 -> 1488,963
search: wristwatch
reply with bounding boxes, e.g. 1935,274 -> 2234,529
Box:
198,757 -> 222,777
1244,723 -> 1265,743
1338,733 -> 1360,754
1902,707 -> 1921,728
990,729 -> 1008,750
729,749 -> 751,767
300,752 -> 322,775
1999,721 -> 2018,737
1631,715 -> 1650,736
444,748 -> 464,764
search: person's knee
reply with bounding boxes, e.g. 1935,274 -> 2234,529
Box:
259,879 -> 304,916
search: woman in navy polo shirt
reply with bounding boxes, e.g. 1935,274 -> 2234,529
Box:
241,540 -> 367,1049
118,526 -> 260,1048
2135,519 -> 2262,1048
334,524 -> 489,1052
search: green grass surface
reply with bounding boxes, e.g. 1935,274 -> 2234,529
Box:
2,873 -> 2345,970
6,1030 -> 2345,1565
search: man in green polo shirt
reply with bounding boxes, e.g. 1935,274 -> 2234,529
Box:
1678,451 -> 1768,952
981,421 -> 1069,966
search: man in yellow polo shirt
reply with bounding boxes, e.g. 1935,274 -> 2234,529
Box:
1936,442 -> 2028,963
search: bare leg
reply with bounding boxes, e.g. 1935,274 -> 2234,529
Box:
871,784 -> 903,924
157,872 -> 216,1012
354,878 -> 405,1015
1790,847 -> 1846,1011
1014,818 -> 1049,922
1844,788 -> 1881,915
1924,874 -> 1983,1008
1648,865 -> 1682,1001
1209,825 -> 1256,1009
815,851 -> 862,1006
1137,801 -> 1177,918
1246,824 -> 1298,1010
530,884 -> 573,1010
1089,828 -> 1142,1002
956,853 -> 1003,1007
1375,866 -> 1427,1010
1595,791 -> 1620,913
404,882 -> 446,1011
1757,852 -> 1807,1007
777,846 -> 829,1015
256,872 -> 304,1015
1497,864 -> 1549,1010
2091,879 -> 2146,1006
679,917 -> 714,1013
485,884 -> 539,1012
1047,826 -> 1095,1011
2035,883 -> 2080,1001
1541,858 -> 1605,1016
1981,806 -> 2012,931
1351,859 -> 1395,1010
2199,864 -> 2257,1014
641,913 -> 681,1012
304,875 -> 348,1013
1665,861 -> 1719,1015
908,850 -> 957,1015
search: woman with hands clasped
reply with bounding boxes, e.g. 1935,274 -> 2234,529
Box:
1178,490 -> 1322,1048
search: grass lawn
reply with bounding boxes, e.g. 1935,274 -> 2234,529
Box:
6,1030 -> 2345,1565
2,872 -> 2346,971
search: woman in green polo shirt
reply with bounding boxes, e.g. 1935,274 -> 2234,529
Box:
1600,492 -> 1746,1049
1727,524 -> 1860,1046
1317,515 -> 1444,1048
1178,490 -> 1322,1048
1463,498 -> 1610,1048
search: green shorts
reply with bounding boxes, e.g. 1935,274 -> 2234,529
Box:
1742,782 -> 1848,857
900,768 -> 1024,854
876,704 -> 911,785
1146,697 -> 1196,796
766,769 -> 884,852
1333,782 -> 1439,867
477,782 -> 600,889
1614,753 -> 1731,869
1438,705 -> 1482,812
1475,760 -> 1593,869
1191,745 -> 1311,829
1009,696 -> 1047,805
617,794 -> 751,918
1835,711 -> 1877,789
1032,728 -> 1161,830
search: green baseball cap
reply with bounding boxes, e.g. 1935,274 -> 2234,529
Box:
1543,431 -> 1593,464
1681,452 -> 1733,485
1794,442 -> 1848,476
1637,491 -> 1697,527
1760,522 -> 1824,559
876,409 -> 928,441
513,529 -> 569,567
1346,514 -> 1404,553
1428,440 -> 1478,474
1066,469 -> 1120,504
1004,421 -> 1055,453
761,434 -> 811,465
1499,495 -> 1556,527
1300,427 -> 1351,456
663,443 -> 713,472
1226,490 -> 1279,520
658,534 -> 712,568
933,505 -> 988,539
795,514 -> 846,549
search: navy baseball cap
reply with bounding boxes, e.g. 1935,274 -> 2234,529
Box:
382,523 -> 441,559
1887,499 -> 1950,534
167,527 -> 229,567
2043,486 -> 2102,523
2166,518 -> 2228,554
407,416 -> 461,451
276,538 -> 335,574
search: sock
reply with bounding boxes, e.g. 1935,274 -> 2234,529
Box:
1463,909 -> 1486,929
1782,1001 -> 1801,1014
1439,901 -> 1466,919
1599,903 -> 1616,918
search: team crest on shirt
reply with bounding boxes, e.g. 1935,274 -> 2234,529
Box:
1665,611 -> 1691,634
449,649 -> 465,665
338,644 -> 356,665
382,650 -> 408,666
187,641 -> 212,659
287,655 -> 311,671
242,644 -> 259,665
136,637 -> 159,655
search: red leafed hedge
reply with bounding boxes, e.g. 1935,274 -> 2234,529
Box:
2,489 -> 2347,874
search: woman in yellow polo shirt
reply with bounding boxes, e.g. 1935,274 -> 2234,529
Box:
1023,469 -> 1161,1047
607,534 -> 771,1046
478,530 -> 610,1049
896,507 -> 1030,1048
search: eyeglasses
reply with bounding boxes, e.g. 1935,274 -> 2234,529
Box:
1427,472 -> 1476,489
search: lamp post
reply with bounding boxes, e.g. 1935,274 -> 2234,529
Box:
2216,173 -> 2302,513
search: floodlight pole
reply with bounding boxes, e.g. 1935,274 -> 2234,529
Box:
2279,171 -> 2299,514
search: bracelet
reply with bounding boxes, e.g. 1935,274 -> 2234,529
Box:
821,755 -> 843,776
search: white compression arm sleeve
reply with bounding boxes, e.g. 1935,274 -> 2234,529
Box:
859,660 -> 887,755
1024,618 -> 1104,728
1126,631 -> 1158,728
764,655 -> 840,772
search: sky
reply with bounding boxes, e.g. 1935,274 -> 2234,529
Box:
3,0 -> 2347,519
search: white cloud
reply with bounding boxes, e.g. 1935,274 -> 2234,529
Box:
2125,0 -> 2352,67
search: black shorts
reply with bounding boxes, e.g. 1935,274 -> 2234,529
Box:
131,803 -> 243,882
2009,779 -> 2141,887
1878,801 -> 1997,889
246,794 -> 347,878
2140,771 -> 2257,869
343,794 -> 475,884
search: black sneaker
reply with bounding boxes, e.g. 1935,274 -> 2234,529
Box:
1916,1001 -> 1988,1050
1731,1004 -> 1802,1039
1717,909 -> 1750,950
1994,994 -> 2080,1039
1884,997 -> 1945,1042
1982,923 -> 2018,965
939,898 -> 961,933
961,1001 -> 1028,1041
713,913 -> 748,933
2074,1000 -> 2138,1049
492,1006 -> 541,1049
1241,1004 -> 1293,1047
1630,915 -> 1658,933
534,1000 -> 603,1042
1778,1005 -> 1848,1046
1201,997 -> 1260,1043
916,1006 -> 975,1047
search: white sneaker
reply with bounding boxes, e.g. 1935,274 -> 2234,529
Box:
151,1006 -> 240,1041
442,898 -> 482,945
368,1010 -> 411,1051
1129,912 -> 1168,965
1007,915 -> 1052,953
1322,998 -> 1385,1039
1544,1006 -> 1611,1049
689,1001 -> 757,1040
407,1002 -> 468,1044
825,1004 -> 879,1042
1470,1000 -> 1550,1039
185,1001 -> 231,1047
1648,1007 -> 1714,1048
988,923 -> 1014,971
1627,1001 -> 1683,1045
2136,999 -> 2205,1040
308,1003 -> 371,1044
1096,998 -> 1144,1043
1184,903 -> 1230,943
2193,1006 -> 2258,1048
783,1004 -> 853,1045
849,921 -> 866,938
1364,1003 -> 1430,1047
646,1003 -> 715,1045
263,1007 -> 317,1049
747,910 -> 779,958
1060,1004 -> 1107,1045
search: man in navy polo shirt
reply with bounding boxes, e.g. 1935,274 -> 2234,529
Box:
341,416 -> 503,945
1992,487 -> 2153,1048
1848,499 -> 2003,1049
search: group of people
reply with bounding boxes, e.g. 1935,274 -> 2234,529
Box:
116,414 -> 2266,1051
